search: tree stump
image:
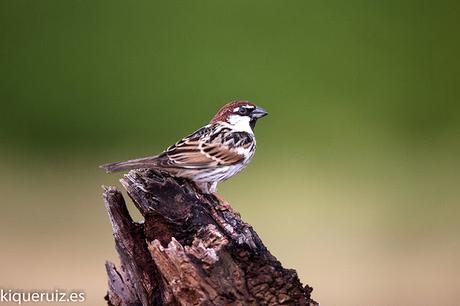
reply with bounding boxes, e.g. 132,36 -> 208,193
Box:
102,169 -> 318,306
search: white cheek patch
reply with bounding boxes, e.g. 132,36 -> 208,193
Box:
227,115 -> 253,133
228,114 -> 248,125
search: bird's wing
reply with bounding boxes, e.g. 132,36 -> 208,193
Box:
155,124 -> 254,169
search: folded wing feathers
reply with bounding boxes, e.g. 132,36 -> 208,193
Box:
100,123 -> 253,172
164,124 -> 249,168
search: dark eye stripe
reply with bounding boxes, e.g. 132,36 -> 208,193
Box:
238,107 -> 250,115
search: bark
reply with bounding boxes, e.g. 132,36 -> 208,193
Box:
102,169 -> 318,306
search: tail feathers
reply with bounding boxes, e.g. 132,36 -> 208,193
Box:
100,156 -> 159,173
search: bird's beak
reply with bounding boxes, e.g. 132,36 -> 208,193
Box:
251,106 -> 268,119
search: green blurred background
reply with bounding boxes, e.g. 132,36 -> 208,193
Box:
1,1 -> 459,305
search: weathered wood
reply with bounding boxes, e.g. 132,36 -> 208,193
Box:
103,169 -> 317,306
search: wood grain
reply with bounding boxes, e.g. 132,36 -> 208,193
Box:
103,169 -> 317,306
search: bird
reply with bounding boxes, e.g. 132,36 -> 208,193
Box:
100,100 -> 268,195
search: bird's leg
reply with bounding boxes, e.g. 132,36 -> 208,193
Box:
207,182 -> 228,207
196,182 -> 210,194
209,182 -> 228,207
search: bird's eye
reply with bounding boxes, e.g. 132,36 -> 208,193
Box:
237,107 -> 249,115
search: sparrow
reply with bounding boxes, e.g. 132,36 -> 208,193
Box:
100,101 -> 268,194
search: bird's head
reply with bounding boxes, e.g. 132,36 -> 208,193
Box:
211,101 -> 268,131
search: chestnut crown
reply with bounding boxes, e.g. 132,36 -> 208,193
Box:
211,101 -> 268,129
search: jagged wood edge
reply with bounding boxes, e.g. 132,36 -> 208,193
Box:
103,169 -> 317,305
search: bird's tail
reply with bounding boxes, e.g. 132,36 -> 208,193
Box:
99,156 -> 159,173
